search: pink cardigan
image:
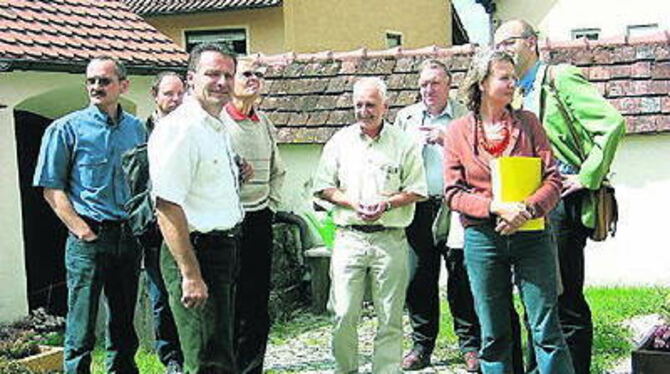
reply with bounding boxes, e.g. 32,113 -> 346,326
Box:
443,110 -> 562,228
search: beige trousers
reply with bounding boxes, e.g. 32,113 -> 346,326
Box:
330,228 -> 409,374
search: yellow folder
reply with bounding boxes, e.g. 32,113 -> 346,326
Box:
490,156 -> 545,231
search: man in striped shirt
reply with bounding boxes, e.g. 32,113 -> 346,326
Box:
222,58 -> 286,374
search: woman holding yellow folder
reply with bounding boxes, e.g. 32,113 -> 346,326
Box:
443,49 -> 574,374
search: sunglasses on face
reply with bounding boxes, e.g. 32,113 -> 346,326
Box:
240,71 -> 265,79
85,77 -> 114,86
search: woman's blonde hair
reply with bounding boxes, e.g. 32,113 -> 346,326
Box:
459,48 -> 515,118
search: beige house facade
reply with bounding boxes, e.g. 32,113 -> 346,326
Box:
128,0 -> 454,55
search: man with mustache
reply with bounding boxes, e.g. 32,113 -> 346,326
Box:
494,20 -> 625,374
222,59 -> 286,374
394,59 -> 482,372
148,43 -> 244,373
313,77 -> 426,373
34,56 -> 145,373
142,72 -> 185,374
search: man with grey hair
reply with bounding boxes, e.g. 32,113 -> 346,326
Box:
313,77 -> 427,373
34,56 -> 145,373
394,59 -> 482,372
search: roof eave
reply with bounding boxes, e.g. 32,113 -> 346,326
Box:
137,2 -> 282,17
0,59 -> 187,76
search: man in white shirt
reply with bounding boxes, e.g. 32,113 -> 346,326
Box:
148,43 -> 243,374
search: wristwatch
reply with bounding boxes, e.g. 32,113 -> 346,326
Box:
525,203 -> 537,218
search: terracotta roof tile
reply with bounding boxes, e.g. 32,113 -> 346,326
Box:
255,31 -> 670,143
122,0 -> 281,16
1,0 -> 187,71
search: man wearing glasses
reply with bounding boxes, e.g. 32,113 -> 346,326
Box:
221,58 -> 286,374
494,20 -> 625,374
33,56 -> 146,373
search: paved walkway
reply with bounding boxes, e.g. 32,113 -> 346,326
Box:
264,307 -> 473,373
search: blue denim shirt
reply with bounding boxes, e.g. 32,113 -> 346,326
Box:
33,104 -> 146,221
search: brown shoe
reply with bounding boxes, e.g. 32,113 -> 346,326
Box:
464,351 -> 481,373
402,349 -> 431,371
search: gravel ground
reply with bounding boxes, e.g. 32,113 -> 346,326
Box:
264,304 -> 473,373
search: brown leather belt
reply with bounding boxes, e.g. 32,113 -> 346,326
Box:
343,225 -> 388,233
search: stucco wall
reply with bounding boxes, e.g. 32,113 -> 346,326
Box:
585,133 -> 670,286
283,0 -> 451,53
275,143 -> 324,214
143,7 -> 285,55
495,0 -> 670,41
0,70 -> 153,322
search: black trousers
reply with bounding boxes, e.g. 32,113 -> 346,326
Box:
234,208 -> 274,374
405,200 -> 480,354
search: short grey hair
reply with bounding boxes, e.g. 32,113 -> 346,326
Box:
419,59 -> 452,80
89,55 -> 127,80
352,77 -> 388,101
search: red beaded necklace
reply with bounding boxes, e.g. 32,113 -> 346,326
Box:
477,118 -> 511,157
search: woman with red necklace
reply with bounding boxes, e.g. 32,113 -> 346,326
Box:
443,50 -> 574,374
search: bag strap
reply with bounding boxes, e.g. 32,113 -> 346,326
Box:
544,65 -> 587,163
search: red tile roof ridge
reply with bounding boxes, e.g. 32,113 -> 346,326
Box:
258,43 -> 482,66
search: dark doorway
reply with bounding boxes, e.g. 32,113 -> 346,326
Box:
15,110 -> 68,316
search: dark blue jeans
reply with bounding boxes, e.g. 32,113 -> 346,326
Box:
464,225 -> 574,374
144,244 -> 183,366
64,225 -> 141,374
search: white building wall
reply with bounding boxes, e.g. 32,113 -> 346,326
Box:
585,133 -> 670,286
0,70 -> 153,322
495,0 -> 670,41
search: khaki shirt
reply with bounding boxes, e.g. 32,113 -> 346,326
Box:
313,123 -> 427,228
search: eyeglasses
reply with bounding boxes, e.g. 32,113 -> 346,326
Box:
85,77 -> 114,86
240,71 -> 265,79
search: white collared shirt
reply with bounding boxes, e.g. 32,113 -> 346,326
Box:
149,97 -> 244,233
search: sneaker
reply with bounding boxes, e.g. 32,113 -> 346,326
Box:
401,349 -> 431,371
464,351 -> 481,373
165,360 -> 183,374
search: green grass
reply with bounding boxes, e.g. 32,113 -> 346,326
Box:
90,286 -> 668,373
436,286 -> 668,374
91,348 -> 164,374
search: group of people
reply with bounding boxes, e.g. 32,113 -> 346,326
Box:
314,19 -> 624,374
32,18 -> 624,374
34,43 -> 284,374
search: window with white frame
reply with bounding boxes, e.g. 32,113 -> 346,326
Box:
571,28 -> 600,41
627,23 -> 659,38
185,28 -> 248,55
386,32 -> 403,48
